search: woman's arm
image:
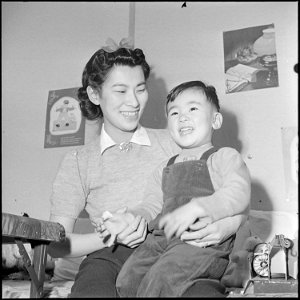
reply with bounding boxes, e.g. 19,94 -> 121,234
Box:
48,214 -> 107,258
129,162 -> 165,223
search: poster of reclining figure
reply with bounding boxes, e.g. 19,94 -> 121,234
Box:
223,23 -> 279,94
44,87 -> 85,148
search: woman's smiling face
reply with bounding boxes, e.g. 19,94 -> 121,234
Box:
98,65 -> 148,140
167,88 -> 218,149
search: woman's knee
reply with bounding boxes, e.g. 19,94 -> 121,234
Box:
71,258 -> 119,297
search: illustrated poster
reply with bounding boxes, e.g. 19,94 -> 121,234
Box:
44,87 -> 85,148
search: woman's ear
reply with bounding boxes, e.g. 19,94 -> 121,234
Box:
87,86 -> 100,105
212,112 -> 223,130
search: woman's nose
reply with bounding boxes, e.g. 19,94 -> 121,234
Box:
126,91 -> 139,107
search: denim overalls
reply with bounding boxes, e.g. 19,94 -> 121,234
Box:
116,147 -> 235,297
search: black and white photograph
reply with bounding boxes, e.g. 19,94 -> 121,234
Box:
2,2 -> 298,298
223,24 -> 279,93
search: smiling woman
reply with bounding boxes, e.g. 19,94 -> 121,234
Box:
47,39 -> 181,297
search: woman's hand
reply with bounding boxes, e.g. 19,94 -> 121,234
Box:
117,215 -> 148,248
180,214 -> 246,248
180,220 -> 223,247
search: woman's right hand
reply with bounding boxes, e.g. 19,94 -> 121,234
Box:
116,214 -> 148,248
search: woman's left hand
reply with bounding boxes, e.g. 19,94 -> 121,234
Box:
117,215 -> 148,248
180,215 -> 244,248
180,219 -> 224,248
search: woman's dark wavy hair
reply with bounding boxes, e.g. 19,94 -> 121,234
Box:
78,47 -> 150,120
166,80 -> 220,114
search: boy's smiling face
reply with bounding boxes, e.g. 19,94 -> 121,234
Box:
167,88 -> 221,149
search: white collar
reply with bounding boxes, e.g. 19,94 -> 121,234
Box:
100,124 -> 151,154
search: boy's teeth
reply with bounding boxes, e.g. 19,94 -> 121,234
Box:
180,127 -> 192,132
180,127 -> 193,134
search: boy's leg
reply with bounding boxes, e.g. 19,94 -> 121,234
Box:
116,233 -> 167,297
182,279 -> 226,298
70,245 -> 133,298
137,241 -> 229,297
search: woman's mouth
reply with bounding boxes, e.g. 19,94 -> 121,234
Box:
121,111 -> 139,119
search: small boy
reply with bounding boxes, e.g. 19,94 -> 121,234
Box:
99,80 -> 251,297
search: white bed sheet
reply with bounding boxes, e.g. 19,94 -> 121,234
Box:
2,280 -> 74,298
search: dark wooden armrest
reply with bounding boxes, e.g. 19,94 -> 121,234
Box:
2,212 -> 65,242
2,212 -> 66,298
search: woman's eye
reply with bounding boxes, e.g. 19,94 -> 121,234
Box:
115,90 -> 126,94
136,88 -> 146,93
190,107 -> 198,112
170,111 -> 178,116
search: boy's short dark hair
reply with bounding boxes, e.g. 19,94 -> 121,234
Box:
166,80 -> 220,113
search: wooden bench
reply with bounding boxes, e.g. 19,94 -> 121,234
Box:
2,212 -> 66,298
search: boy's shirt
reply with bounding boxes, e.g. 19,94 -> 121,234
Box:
131,146 -> 251,223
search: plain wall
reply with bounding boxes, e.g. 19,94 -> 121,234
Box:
2,2 -> 298,220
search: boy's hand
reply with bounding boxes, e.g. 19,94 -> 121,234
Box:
158,201 -> 211,240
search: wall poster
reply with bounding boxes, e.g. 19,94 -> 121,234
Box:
223,23 -> 279,94
44,87 -> 85,148
281,126 -> 298,203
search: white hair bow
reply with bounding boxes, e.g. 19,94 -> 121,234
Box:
101,37 -> 134,53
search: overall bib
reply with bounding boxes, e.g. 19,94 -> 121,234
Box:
116,147 -> 235,297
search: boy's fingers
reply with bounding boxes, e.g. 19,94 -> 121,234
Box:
175,224 -> 187,238
158,214 -> 169,229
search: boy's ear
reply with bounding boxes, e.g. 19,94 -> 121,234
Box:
212,112 -> 223,130
87,86 -> 100,105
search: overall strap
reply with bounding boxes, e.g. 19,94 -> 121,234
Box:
166,147 -> 218,167
166,154 -> 179,167
200,147 -> 218,161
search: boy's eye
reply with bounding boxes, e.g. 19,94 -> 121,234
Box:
170,111 -> 178,116
115,90 -> 126,94
190,107 -> 198,111
136,88 -> 146,93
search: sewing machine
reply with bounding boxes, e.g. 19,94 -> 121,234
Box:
242,234 -> 298,296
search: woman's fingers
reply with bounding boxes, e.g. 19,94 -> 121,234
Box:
126,220 -> 148,247
185,239 -> 219,248
188,220 -> 209,231
117,215 -> 142,240
180,226 -> 210,241
117,216 -> 148,247
115,206 -> 127,214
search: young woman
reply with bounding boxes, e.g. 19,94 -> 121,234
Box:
48,38 -> 247,297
